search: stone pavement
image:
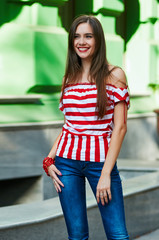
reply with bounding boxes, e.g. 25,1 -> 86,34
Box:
134,229 -> 159,239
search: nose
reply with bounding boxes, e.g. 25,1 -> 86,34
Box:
79,37 -> 86,45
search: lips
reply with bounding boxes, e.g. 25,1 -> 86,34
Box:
78,47 -> 89,52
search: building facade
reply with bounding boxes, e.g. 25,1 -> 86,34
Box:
0,0 -> 159,124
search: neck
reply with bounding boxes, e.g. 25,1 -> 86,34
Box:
81,59 -> 92,78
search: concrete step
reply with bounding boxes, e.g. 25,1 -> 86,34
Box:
0,168 -> 159,240
134,229 -> 159,240
0,95 -> 42,104
0,166 -> 41,181
0,166 -> 43,207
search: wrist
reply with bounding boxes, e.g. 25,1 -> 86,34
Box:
43,157 -> 55,176
101,169 -> 111,176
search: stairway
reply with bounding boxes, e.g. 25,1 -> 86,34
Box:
0,160 -> 159,240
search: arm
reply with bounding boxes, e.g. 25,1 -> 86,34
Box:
102,101 -> 127,175
96,101 -> 127,205
47,131 -> 63,159
47,117 -> 66,192
48,116 -> 65,158
96,68 -> 128,205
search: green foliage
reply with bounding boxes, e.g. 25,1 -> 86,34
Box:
148,83 -> 159,92
27,85 -> 61,94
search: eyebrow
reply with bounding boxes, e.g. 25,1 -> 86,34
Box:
74,33 -> 94,35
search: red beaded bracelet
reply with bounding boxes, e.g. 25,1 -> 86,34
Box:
43,157 -> 55,176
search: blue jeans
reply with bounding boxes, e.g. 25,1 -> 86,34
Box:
55,156 -> 129,240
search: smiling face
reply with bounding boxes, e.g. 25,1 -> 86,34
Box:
74,22 -> 95,61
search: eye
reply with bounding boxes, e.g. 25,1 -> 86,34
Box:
86,35 -> 92,38
74,34 -> 79,39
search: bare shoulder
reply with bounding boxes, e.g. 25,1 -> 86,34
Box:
107,65 -> 127,88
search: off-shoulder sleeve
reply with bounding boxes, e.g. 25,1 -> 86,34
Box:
113,86 -> 130,109
59,93 -> 65,113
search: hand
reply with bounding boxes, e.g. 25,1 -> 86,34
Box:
48,165 -> 64,193
96,173 -> 112,205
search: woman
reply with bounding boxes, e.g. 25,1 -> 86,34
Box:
43,15 -> 130,240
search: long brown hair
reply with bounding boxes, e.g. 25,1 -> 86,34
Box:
61,15 -> 113,119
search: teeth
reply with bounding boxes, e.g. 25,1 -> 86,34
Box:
78,48 -> 88,51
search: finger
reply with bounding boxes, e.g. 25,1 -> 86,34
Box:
100,195 -> 105,206
53,179 -> 61,191
48,165 -> 62,176
52,175 -> 64,187
107,189 -> 112,201
49,169 -> 64,187
103,190 -> 108,204
52,174 -> 64,187
55,186 -> 59,193
53,166 -> 62,176
53,181 -> 59,193
53,180 -> 62,192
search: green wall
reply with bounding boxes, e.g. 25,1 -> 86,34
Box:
0,0 -> 68,95
125,0 -> 159,113
0,0 -> 159,124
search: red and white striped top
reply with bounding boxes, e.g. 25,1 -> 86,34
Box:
56,83 -> 130,162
